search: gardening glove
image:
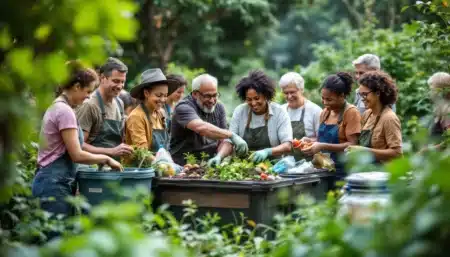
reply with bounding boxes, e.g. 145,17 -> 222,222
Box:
252,148 -> 272,163
207,155 -> 222,167
230,133 -> 249,155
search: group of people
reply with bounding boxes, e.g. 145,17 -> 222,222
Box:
32,54 -> 450,216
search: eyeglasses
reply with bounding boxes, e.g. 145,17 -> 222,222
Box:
196,91 -> 221,100
358,91 -> 373,99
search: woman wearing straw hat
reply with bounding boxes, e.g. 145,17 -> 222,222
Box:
125,69 -> 178,153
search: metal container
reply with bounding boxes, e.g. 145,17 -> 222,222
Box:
338,172 -> 390,224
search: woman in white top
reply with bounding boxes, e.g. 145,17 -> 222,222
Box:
279,72 -> 322,160
208,70 -> 293,166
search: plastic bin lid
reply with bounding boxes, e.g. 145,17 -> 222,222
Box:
345,171 -> 390,188
77,167 -> 155,180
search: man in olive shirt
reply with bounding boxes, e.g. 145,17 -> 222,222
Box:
76,57 -> 133,158
169,74 -> 248,165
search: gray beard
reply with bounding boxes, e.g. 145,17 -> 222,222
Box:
196,98 -> 216,113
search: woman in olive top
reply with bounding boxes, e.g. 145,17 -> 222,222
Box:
209,70 -> 293,166
164,74 -> 187,133
302,72 -> 361,178
347,70 -> 402,162
125,69 -> 178,152
33,63 -> 122,216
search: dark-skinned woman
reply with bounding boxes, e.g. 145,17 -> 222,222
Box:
209,70 -> 293,166
302,72 -> 361,180
125,69 -> 178,153
346,70 -> 402,162
33,63 -> 123,216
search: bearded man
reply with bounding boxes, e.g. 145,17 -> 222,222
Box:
169,74 -> 247,165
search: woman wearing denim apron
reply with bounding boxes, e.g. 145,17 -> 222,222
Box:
347,71 -> 402,162
302,72 -> 361,187
32,64 -> 122,216
211,70 -> 293,165
125,69 -> 179,155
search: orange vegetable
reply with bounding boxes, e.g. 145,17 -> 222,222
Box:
260,173 -> 268,180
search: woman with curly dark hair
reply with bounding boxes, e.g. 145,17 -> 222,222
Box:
301,72 -> 361,180
347,70 -> 402,162
207,70 -> 293,166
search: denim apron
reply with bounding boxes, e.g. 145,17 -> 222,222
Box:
289,107 -> 308,161
243,109 -> 272,152
32,97 -> 84,216
141,103 -> 169,152
318,102 -> 347,181
90,90 -> 124,154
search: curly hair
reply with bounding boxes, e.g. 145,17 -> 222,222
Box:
321,72 -> 354,97
235,70 -> 276,101
358,70 -> 398,106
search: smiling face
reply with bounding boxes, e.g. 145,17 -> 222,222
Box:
143,84 -> 168,111
72,81 -> 96,106
245,88 -> 267,114
358,84 -> 380,110
168,86 -> 186,103
321,88 -> 345,111
193,81 -> 218,113
282,84 -> 304,108
100,69 -> 127,99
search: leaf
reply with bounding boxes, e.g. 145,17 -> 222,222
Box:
0,27 -> 12,49
6,47 -> 34,79
401,6 -> 410,12
34,24 -> 52,41
403,22 -> 421,36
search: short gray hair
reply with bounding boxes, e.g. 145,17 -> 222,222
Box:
428,72 -> 450,89
279,72 -> 305,90
352,54 -> 381,70
100,57 -> 128,76
192,74 -> 218,91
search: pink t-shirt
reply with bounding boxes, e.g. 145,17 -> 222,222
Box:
37,99 -> 78,167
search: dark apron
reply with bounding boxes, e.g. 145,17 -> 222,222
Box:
290,107 -> 307,161
358,108 -> 383,148
90,90 -> 124,152
32,97 -> 84,216
243,109 -> 272,152
318,102 -> 347,181
141,103 -> 169,152
164,103 -> 172,135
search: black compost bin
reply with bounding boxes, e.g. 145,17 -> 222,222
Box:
77,167 -> 155,206
153,176 -> 319,228
280,169 -> 334,200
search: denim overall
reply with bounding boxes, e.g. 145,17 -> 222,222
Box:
32,97 -> 84,215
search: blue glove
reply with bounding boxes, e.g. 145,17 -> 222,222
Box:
252,148 -> 272,163
207,155 -> 222,167
230,133 -> 249,155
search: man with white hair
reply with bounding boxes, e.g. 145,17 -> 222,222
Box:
352,54 -> 396,114
279,72 -> 322,160
169,74 -> 248,165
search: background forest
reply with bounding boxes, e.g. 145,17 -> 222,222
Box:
0,0 -> 450,256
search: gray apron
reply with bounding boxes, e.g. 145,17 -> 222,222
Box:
243,109 -> 272,151
32,96 -> 84,215
290,107 -> 307,161
140,103 -> 169,152
90,90 -> 124,150
358,108 -> 384,148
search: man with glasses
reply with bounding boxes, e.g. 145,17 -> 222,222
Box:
76,57 -> 133,159
352,54 -> 396,114
169,74 -> 248,165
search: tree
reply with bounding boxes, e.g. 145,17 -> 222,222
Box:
0,0 -> 138,195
